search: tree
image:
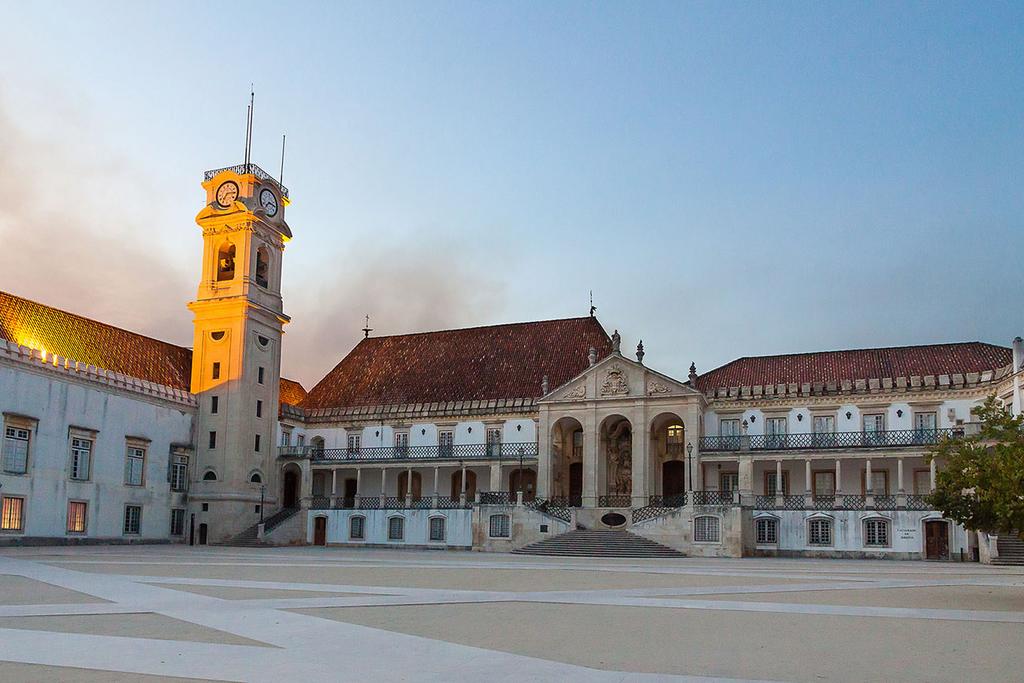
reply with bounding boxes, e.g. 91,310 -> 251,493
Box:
928,396 -> 1024,538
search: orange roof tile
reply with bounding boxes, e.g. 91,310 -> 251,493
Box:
279,377 -> 308,406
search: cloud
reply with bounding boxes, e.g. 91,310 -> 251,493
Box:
282,242 -> 507,388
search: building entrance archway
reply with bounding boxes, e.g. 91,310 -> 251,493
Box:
282,467 -> 300,508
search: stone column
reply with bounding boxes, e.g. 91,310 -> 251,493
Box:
432,466 -> 440,508
537,413 -> 551,499
631,406 -> 648,508
775,460 -> 784,505
834,459 -> 842,506
330,469 -> 338,508
354,468 -> 362,507
583,418 -> 598,507
379,468 -> 387,507
929,457 -> 937,492
896,457 -> 906,507
405,465 -> 413,507
738,455 -> 754,507
489,462 -> 502,493
459,462 -> 468,506
804,459 -> 813,507
865,458 -> 874,507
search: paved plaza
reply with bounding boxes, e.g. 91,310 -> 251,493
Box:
0,546 -> 1022,681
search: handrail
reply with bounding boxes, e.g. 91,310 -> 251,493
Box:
700,427 -> 970,452
281,442 -> 539,463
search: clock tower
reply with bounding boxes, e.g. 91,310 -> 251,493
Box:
188,163 -> 292,543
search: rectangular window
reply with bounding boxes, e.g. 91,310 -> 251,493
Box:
394,432 -> 408,455
123,505 -> 142,535
282,430 -> 291,447
347,433 -> 361,454
489,513 -> 510,538
864,470 -> 888,495
170,455 -> 189,492
209,431 -> 217,449
719,472 -> 739,492
694,515 -> 721,543
765,471 -> 789,496
212,362 -> 220,380
914,412 -> 937,431
1,496 -> 24,531
70,437 -> 92,480
813,471 -> 836,497
439,430 -> 454,457
755,517 -> 778,544
864,518 -> 889,547
124,446 -> 145,486
255,434 -> 261,452
387,516 -> 404,541
812,415 -> 837,446
258,366 -> 265,384
487,428 -> 502,457
170,508 -> 186,536
720,419 -> 741,436
350,516 -> 365,540
913,469 -> 931,495
808,519 -> 832,546
67,501 -> 87,533
297,434 -> 304,447
765,417 -> 787,448
256,400 -> 263,418
210,396 -> 219,414
3,426 -> 31,474
572,430 -> 583,460
863,414 -> 885,445
429,516 -> 446,542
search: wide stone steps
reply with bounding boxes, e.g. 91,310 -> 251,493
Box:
993,534 -> 1024,565
512,529 -> 684,558
217,507 -> 300,547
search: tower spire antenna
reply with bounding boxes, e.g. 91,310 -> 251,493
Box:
279,133 -> 286,187
362,315 -> 374,339
244,85 -> 254,168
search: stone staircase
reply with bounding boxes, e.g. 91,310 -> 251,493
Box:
512,529 -> 684,558
993,533 -> 1024,566
218,506 -> 300,547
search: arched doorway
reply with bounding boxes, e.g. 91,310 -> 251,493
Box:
508,468 -> 537,502
313,517 -> 327,546
650,413 -> 686,498
925,520 -> 950,560
551,417 -> 584,504
397,471 -> 422,501
600,415 -> 632,502
198,523 -> 208,545
451,470 -> 477,500
282,466 -> 300,508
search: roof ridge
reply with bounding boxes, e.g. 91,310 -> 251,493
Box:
360,315 -> 605,341
719,340 -> 1008,365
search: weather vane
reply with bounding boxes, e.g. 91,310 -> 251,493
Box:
362,314 -> 373,338
589,290 -> 597,317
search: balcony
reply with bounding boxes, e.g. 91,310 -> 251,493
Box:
699,427 -> 973,453
279,442 -> 539,463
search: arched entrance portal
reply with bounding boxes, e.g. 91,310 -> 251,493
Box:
600,415 -> 632,503
551,417 -> 584,504
650,413 -> 686,498
198,523 -> 208,545
282,466 -> 301,508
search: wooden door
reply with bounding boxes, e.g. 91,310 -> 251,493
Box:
283,470 -> 299,508
313,517 -> 327,546
662,460 -> 685,497
397,471 -> 422,500
343,479 -> 357,508
451,470 -> 477,500
509,469 -> 537,501
569,462 -> 583,503
198,523 -> 208,545
925,521 -> 949,560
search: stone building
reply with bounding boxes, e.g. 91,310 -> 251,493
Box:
1,161 -> 1022,561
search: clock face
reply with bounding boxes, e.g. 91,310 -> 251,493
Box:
216,181 -> 239,207
259,188 -> 279,217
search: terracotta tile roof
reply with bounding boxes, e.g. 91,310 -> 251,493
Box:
301,316 -> 612,410
0,290 -> 194,390
279,377 -> 308,406
0,290 -> 304,405
696,341 -> 1012,391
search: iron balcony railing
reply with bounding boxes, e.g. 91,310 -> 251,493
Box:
279,442 -> 539,463
754,494 -> 934,512
203,163 -> 290,198
699,427 -> 968,453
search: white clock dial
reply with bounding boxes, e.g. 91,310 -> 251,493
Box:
216,181 -> 239,207
259,188 -> 278,217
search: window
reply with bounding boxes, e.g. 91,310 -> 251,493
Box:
209,431 -> 217,449
347,433 -> 361,454
203,470 -> 217,481
765,417 -> 787,447
694,515 -> 720,543
255,247 -> 270,288
864,470 -> 888,495
170,509 -> 186,536
124,446 -> 145,486
282,430 -> 291,447
217,242 -> 235,281
812,415 -> 836,446
756,517 -> 778,544
765,471 -> 789,496
2,496 -> 24,531
572,429 -> 583,459
487,428 -> 502,457
3,425 -> 30,474
70,437 -> 92,480
123,505 -> 142,535
394,432 -> 408,455
720,419 -> 741,448
387,516 -> 404,541
202,503 -> 209,511
666,424 -> 684,457
249,472 -> 262,484
863,414 -> 885,445
489,513 -> 510,538
864,518 -> 889,547
170,455 -> 189,492
256,400 -> 263,418
258,366 -> 265,384
808,518 -> 832,546
210,396 -> 219,414
439,430 -> 454,457
429,516 -> 446,542
350,516 -> 365,540
297,434 -> 305,447
212,362 -> 221,380
813,471 -> 835,498
914,412 -> 937,431
255,434 -> 261,452
67,501 -> 87,533
913,469 -> 931,495
719,472 -> 739,493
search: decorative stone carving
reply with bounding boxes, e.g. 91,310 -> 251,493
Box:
611,329 -> 621,353
563,384 -> 586,399
647,379 -> 671,395
601,364 -> 630,396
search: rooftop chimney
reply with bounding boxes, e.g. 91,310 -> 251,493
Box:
589,347 -> 598,367
1014,336 -> 1023,371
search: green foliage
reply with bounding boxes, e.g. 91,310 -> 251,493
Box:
928,396 -> 1024,537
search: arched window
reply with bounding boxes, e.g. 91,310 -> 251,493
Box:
864,518 -> 890,547
250,472 -> 262,484
808,518 -> 833,546
255,246 -> 270,288
755,517 -> 778,545
666,424 -> 685,457
489,513 -> 510,538
429,516 -> 446,542
387,516 -> 405,541
310,437 -> 325,455
350,516 -> 366,540
217,243 -> 236,281
694,515 -> 720,543
203,470 -> 217,481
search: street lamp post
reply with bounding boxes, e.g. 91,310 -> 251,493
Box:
686,442 -> 694,492
259,484 -> 265,523
518,447 -> 525,501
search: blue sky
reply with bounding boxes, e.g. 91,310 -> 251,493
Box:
1,2 -> 1021,387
